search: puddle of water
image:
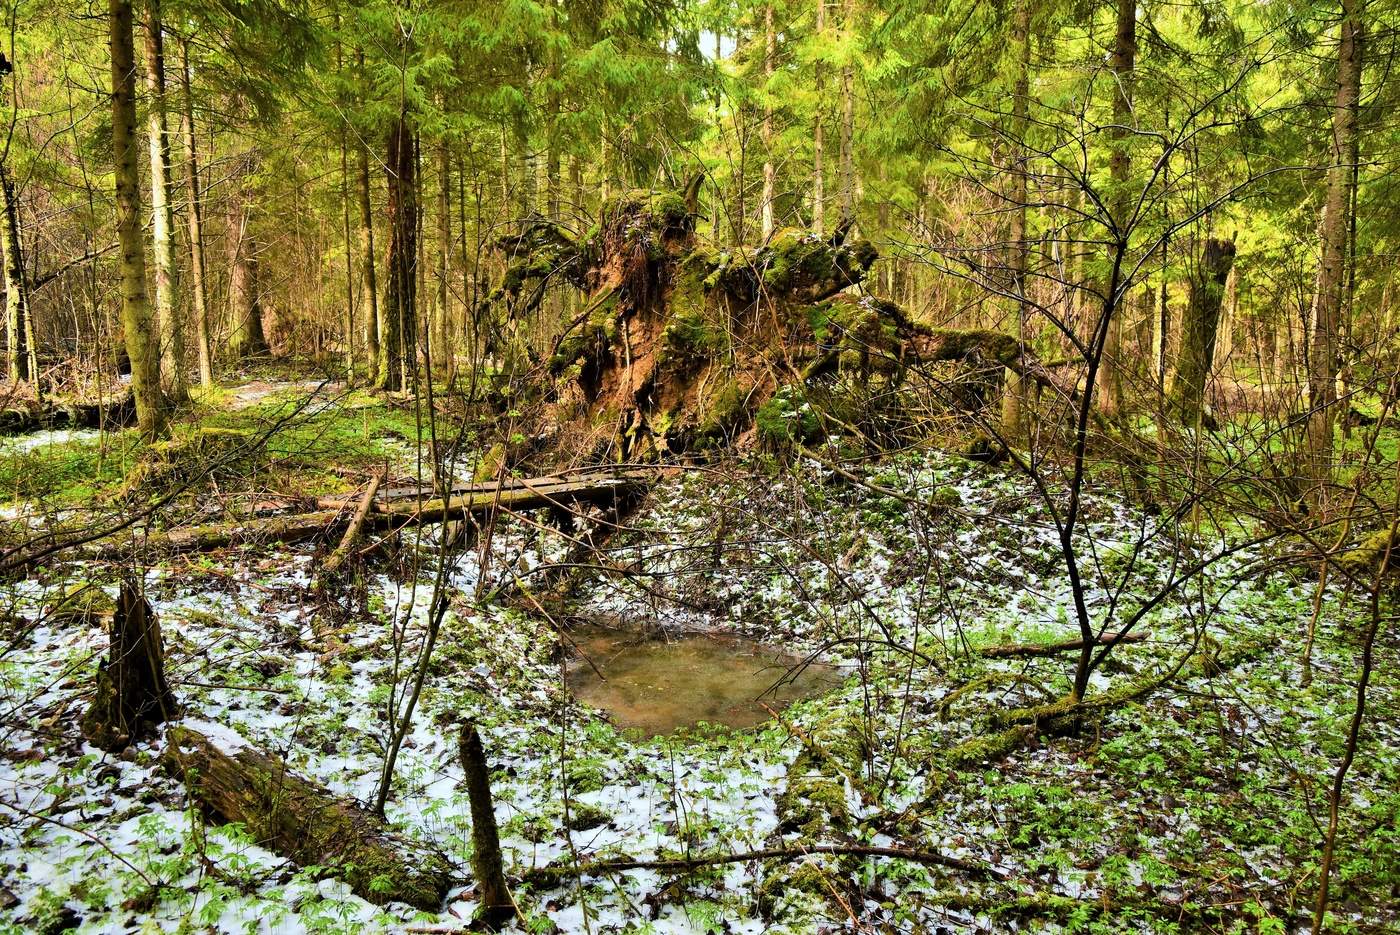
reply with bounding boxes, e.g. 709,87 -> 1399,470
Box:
566,623 -> 840,738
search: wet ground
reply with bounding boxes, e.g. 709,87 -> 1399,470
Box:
565,622 -> 840,737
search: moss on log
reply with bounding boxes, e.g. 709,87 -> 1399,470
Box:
1336,525 -> 1400,578
162,725 -> 451,910
0,394 -> 134,435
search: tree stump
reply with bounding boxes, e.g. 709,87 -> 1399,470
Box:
458,722 -> 514,928
81,581 -> 176,752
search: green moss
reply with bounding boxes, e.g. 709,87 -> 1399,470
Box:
761,228 -> 837,292
756,387 -> 820,449
756,860 -> 836,919
945,724 -> 1037,769
46,581 -> 116,628
549,288 -> 620,373
694,374 -> 756,443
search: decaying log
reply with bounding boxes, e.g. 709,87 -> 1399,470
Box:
321,474 -> 382,578
81,469 -> 654,560
81,581 -> 175,752
1335,525 -> 1400,578
162,725 -> 451,910
458,723 -> 514,927
0,394 -> 135,435
523,842 -> 994,885
978,630 -> 1149,659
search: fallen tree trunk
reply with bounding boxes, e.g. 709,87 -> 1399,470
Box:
84,469 -> 654,560
522,842 -> 996,885
162,725 -> 451,910
0,394 -> 135,435
978,630 -> 1149,659
321,474 -> 382,578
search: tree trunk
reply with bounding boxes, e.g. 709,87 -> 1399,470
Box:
1306,0 -> 1364,497
110,0 -> 166,440
177,36 -> 213,387
378,116 -> 417,391
1000,0 -> 1032,440
226,173 -> 268,360
357,133 -> 380,373
143,0 -> 186,402
1,166 -> 35,384
1171,237 -> 1236,423
760,3 -> 776,238
162,726 -> 451,911
812,1 -> 826,235
458,724 -> 514,928
81,581 -> 175,752
838,0 -> 855,223
1095,0 -> 1136,419
436,140 -> 453,380
341,135 -> 356,379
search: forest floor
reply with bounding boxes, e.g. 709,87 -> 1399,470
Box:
2,368 -> 1398,934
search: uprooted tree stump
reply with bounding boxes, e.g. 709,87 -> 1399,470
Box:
482,181 -> 1063,463
162,725 -> 451,911
81,581 -> 176,752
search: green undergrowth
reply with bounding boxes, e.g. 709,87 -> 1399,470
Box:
1,382 -> 444,510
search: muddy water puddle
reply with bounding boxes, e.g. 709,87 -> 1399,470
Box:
565,623 -> 840,737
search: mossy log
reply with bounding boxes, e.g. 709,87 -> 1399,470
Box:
0,394 -> 134,435
479,184 -> 1063,464
1335,525 -> 1400,578
162,725 -> 451,910
978,630 -> 1149,658
78,469 -> 653,560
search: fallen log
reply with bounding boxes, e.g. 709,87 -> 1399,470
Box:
84,469 -> 654,559
0,394 -> 135,435
978,630 -> 1149,659
162,724 -> 451,911
321,474 -> 382,578
522,842 -> 996,885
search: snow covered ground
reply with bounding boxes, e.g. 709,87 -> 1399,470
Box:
2,444 -> 1396,933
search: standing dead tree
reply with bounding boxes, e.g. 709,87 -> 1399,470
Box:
81,581 -> 175,752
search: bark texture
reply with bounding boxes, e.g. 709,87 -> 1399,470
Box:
110,0 -> 166,439
1171,238 -> 1236,424
459,723 -> 514,927
1306,0 -> 1364,494
377,115 -> 417,391
143,0 -> 185,400
162,725 -> 451,910
178,36 -> 213,387
1,166 -> 35,383
81,581 -> 175,752
226,168 -> 268,360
